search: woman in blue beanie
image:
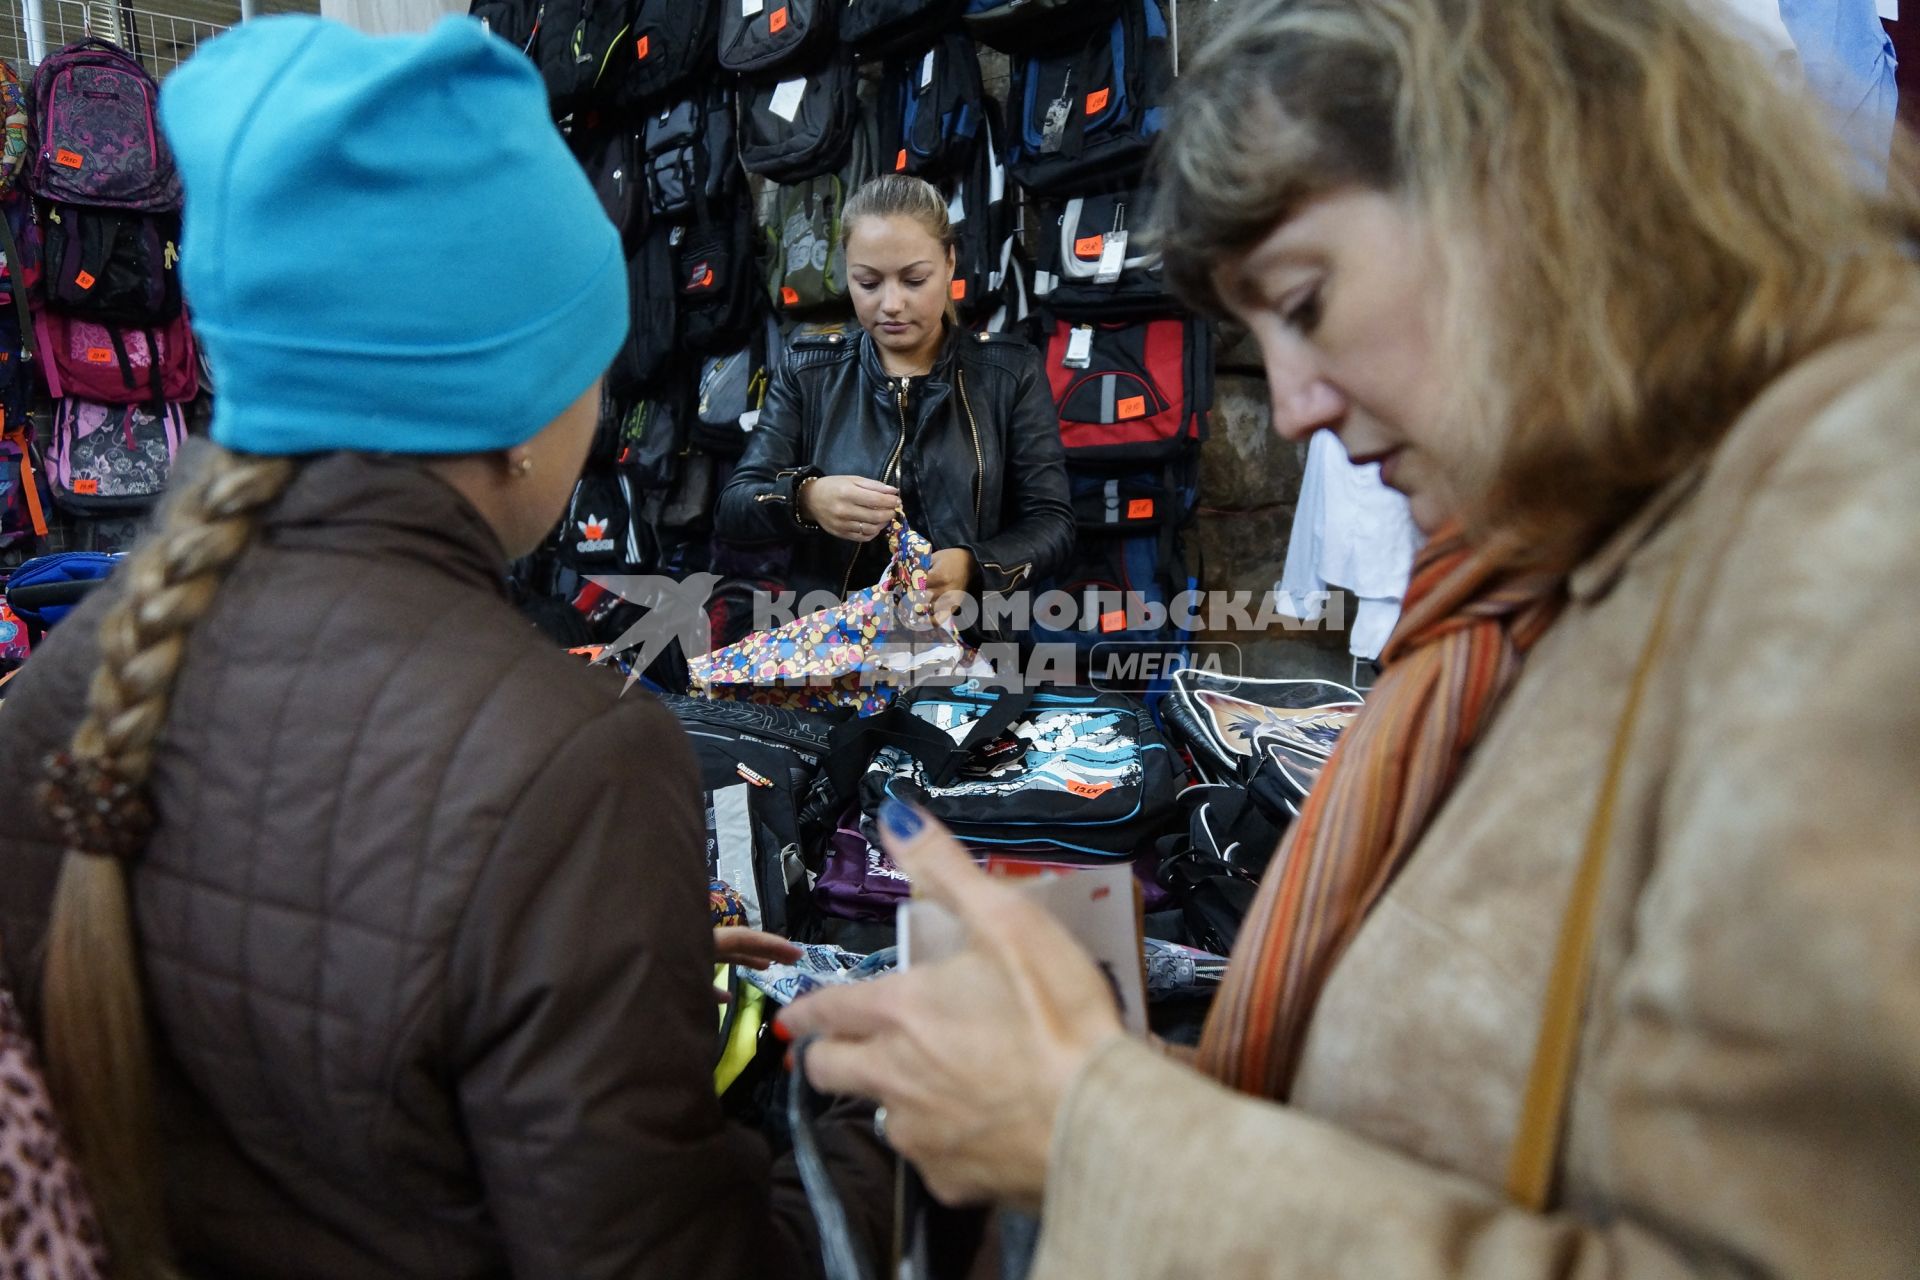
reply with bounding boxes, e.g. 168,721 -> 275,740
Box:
0,16 -> 888,1280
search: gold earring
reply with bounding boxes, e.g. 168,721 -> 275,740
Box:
513,456 -> 534,478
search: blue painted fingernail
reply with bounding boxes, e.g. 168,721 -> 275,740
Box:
880,798 -> 925,842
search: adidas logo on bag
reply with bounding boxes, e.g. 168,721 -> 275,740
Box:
576,514 -> 615,554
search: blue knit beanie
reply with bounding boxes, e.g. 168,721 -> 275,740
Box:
160,16 -> 627,456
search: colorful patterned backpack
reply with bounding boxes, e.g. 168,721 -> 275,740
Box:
29,38 -> 182,212
42,398 -> 187,514
0,59 -> 29,194
689,513 -> 986,715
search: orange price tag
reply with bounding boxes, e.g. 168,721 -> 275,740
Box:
950,279 -> 967,300
1085,88 -> 1110,115
1065,780 -> 1114,800
84,347 -> 114,364
894,148 -> 908,171
1099,609 -> 1127,633
73,478 -> 99,495
695,267 -> 714,289
74,270 -> 96,291
1117,395 -> 1147,419
1127,497 -> 1154,519
781,286 -> 800,305
635,34 -> 650,59
54,149 -> 83,169
1073,234 -> 1105,259
768,5 -> 788,32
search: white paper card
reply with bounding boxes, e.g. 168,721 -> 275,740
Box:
920,51 -> 936,89
738,409 -> 762,432
987,140 -> 1006,204
1064,325 -> 1095,368
1095,231 -> 1128,284
742,0 -> 763,15
898,862 -> 1146,1035
767,77 -> 807,123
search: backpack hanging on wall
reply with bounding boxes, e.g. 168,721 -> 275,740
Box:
614,379 -> 690,491
1031,184 -> 1171,318
880,30 -> 985,181
609,225 -> 679,396
29,39 -> 181,212
763,93 -> 876,316
738,52 -> 858,182
675,195 -> 761,356
42,398 -> 187,515
0,59 -> 30,195
37,310 -> 200,407
535,0 -> 627,116
944,101 -> 1014,324
1004,0 -> 1170,196
693,314 -> 781,455
642,84 -> 741,222
554,465 -> 646,576
843,0 -> 967,58
40,205 -> 183,323
604,0 -> 719,110
718,0 -> 836,76
0,426 -> 51,550
581,126 -> 646,249
1039,311 -> 1211,461
0,192 -> 39,427
963,0 -> 1123,53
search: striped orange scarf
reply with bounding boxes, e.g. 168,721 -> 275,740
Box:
1195,523 -> 1565,1100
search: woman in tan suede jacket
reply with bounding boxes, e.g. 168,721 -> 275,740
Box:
782,0 -> 1920,1276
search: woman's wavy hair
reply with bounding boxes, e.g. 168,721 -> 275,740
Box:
36,444 -> 295,1279
1153,0 -> 1920,550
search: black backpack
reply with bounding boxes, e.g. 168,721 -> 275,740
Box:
40,204 -> 181,324
580,126 -> 646,250
717,0 -> 835,76
553,464 -> 645,576
609,224 -> 678,397
880,30 -> 985,181
536,0 -> 627,115
737,51 -> 857,182
603,0 -> 718,110
642,84 -> 741,223
469,0 -> 540,52
1030,183 -> 1171,318
943,100 -> 1014,324
962,0 -> 1121,53
843,0 -> 967,58
675,196 -> 761,356
1004,0 -> 1171,195
693,313 -> 781,455
614,379 -> 690,491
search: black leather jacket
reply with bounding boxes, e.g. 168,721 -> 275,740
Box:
716,325 -> 1074,604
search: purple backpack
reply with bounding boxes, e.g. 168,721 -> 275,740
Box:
30,38 -> 181,211
43,397 -> 186,514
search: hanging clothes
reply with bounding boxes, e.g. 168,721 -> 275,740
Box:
1276,432 -> 1420,662
1778,0 -> 1901,183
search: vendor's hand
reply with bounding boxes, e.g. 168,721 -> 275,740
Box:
713,927 -> 803,1004
777,800 -> 1126,1210
802,475 -> 898,542
925,548 -> 976,629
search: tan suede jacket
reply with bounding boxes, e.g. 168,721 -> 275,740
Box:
1035,325 -> 1920,1278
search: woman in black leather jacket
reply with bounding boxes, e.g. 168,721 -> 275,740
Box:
716,176 -> 1073,624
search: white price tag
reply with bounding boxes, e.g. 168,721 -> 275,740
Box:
742,0 -> 763,15
920,50 -> 936,89
1063,326 -> 1095,368
767,77 -> 807,123
1877,0 -> 1897,18
1095,230 -> 1128,284
738,409 -> 762,432
987,140 -> 1006,203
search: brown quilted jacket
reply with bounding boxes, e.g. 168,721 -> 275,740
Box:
0,449 -> 887,1279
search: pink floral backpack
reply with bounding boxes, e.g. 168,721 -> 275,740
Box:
0,976 -> 109,1277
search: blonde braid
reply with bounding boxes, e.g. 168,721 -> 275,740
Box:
37,444 -> 295,1280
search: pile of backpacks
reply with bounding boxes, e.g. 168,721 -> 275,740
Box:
0,41 -> 201,666
482,0 -> 1216,680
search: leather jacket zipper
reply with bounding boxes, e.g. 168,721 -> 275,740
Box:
840,379 -> 913,598
957,368 -> 983,523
